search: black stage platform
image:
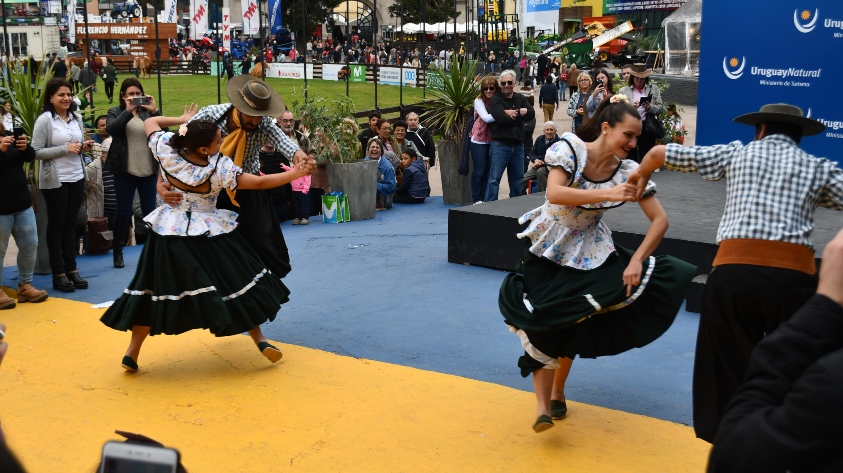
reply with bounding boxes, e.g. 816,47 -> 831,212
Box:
448,170 -> 843,312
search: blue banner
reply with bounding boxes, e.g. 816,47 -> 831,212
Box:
697,1 -> 843,164
526,0 -> 561,13
269,0 -> 282,34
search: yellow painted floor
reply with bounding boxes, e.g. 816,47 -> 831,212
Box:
0,297 -> 710,472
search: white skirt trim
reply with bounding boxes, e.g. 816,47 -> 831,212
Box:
123,269 -> 271,302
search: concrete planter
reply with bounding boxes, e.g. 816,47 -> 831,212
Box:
325,160 -> 378,221
437,140 -> 473,206
30,187 -> 51,275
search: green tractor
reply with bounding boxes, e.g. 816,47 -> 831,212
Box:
560,40 -> 595,68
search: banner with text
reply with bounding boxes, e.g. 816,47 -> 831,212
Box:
322,64 -> 346,81
266,63 -> 314,79
697,0 -> 843,164
162,0 -> 178,23
189,0 -> 209,40
603,0 -> 687,13
222,8 -> 230,52
350,65 -> 367,83
67,5 -> 75,43
269,0 -> 282,34
241,0 -> 259,35
379,67 -> 417,87
526,0 -> 561,13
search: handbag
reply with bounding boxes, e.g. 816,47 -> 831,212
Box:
644,111 -> 667,141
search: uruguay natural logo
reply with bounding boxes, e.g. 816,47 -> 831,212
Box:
794,9 -> 819,33
723,56 -> 746,80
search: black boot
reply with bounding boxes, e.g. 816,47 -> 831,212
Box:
112,213 -> 130,268
52,275 -> 75,293
67,271 -> 88,289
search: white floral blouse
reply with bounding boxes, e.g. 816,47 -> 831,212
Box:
518,133 -> 656,270
143,131 -> 243,237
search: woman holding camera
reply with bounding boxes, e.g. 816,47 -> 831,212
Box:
587,69 -> 614,119
32,78 -> 96,293
106,78 -> 161,269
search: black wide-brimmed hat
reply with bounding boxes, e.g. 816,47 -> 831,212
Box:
225,75 -> 286,117
733,103 -> 826,136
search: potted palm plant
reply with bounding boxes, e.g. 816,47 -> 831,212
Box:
4,60 -> 55,274
422,59 -> 479,205
292,93 -> 377,221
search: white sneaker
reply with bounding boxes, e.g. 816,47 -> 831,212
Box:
473,201 -> 483,205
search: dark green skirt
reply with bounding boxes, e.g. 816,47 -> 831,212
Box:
500,243 -> 695,376
101,231 -> 290,337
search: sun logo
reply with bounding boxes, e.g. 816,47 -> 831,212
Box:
723,56 -> 745,79
794,8 -> 819,33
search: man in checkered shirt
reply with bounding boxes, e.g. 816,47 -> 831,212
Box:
158,76 -> 309,280
630,103 -> 843,443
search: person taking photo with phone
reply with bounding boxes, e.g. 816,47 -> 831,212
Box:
587,69 -> 614,119
619,63 -> 663,162
105,78 -> 162,269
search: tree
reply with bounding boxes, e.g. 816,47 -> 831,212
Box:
388,0 -> 461,24
282,0 -> 344,39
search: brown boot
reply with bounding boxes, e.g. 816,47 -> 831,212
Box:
17,283 -> 48,303
0,290 -> 15,310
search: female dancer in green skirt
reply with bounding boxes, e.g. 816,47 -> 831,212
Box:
101,105 -> 315,371
499,95 -> 695,432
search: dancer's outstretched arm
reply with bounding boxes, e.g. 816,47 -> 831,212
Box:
144,103 -> 199,136
546,167 -> 638,206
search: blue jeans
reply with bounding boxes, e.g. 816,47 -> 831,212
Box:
470,142 -> 491,202
485,142 -> 524,202
0,207 -> 38,285
558,84 -> 566,100
113,172 -> 159,217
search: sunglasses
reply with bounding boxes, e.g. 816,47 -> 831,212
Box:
500,81 -> 514,85
482,87 -> 496,91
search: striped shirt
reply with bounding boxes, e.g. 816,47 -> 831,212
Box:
190,103 -> 301,175
664,134 -> 843,249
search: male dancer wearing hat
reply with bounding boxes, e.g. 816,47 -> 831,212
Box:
630,103 -> 843,443
158,76 -> 310,280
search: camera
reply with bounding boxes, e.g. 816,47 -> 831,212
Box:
99,441 -> 179,473
132,96 -> 151,106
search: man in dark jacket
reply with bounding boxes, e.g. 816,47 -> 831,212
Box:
240,55 -> 252,75
523,121 -> 560,193
485,69 -> 535,201
102,58 -> 118,103
708,227 -> 843,473
52,54 -> 68,79
357,111 -> 381,158
79,62 -> 97,107
405,112 -> 436,167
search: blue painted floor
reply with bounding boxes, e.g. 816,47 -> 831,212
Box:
7,196 -> 699,426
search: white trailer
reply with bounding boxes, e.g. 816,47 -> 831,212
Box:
2,24 -> 61,60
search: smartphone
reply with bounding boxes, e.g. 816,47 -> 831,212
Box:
132,96 -> 151,106
639,95 -> 652,104
597,79 -> 604,87
13,127 -> 24,140
99,441 -> 178,473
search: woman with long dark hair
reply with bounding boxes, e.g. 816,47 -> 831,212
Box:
105,78 -> 162,268
586,68 -> 614,119
31,78 -> 96,292
469,76 -> 498,203
499,95 -> 694,432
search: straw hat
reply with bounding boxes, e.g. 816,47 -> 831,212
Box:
225,75 -> 286,117
629,63 -> 652,78
733,103 -> 826,136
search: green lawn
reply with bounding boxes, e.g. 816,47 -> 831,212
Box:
89,74 -> 428,118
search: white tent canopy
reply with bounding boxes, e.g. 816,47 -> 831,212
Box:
399,21 -> 487,34
662,0 -> 701,75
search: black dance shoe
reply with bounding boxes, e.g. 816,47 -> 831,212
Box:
258,341 -> 283,363
52,275 -> 75,293
67,272 -> 88,289
551,399 -> 568,420
121,356 -> 138,372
